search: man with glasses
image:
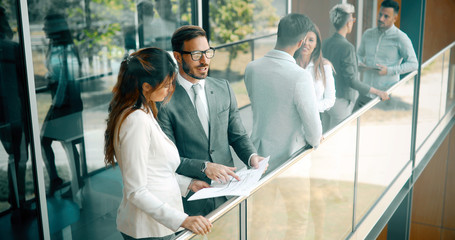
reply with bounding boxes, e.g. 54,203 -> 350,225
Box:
356,0 -> 417,108
157,25 -> 264,216
322,3 -> 389,131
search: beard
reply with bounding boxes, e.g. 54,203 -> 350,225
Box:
182,58 -> 208,80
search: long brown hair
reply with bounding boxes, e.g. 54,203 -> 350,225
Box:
104,47 -> 176,167
294,24 -> 330,86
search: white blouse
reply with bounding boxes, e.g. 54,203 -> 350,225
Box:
305,61 -> 336,112
114,108 -> 192,238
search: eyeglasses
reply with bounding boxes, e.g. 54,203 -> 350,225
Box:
179,47 -> 215,61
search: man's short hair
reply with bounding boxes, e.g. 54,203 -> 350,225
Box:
380,0 -> 400,14
329,3 -> 355,31
276,13 -> 314,47
171,25 -> 207,52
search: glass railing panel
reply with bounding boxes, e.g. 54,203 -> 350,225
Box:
355,79 -> 414,225
246,120 -> 357,240
416,53 -> 445,150
309,119 -> 358,240
189,205 -> 240,240
247,154 -> 313,240
445,48 -> 455,112
440,50 -> 451,118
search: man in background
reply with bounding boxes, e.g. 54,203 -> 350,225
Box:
356,0 -> 417,108
322,3 -> 388,130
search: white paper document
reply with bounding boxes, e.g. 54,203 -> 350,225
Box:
188,156 -> 270,201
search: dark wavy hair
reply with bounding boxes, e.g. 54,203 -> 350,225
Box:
104,47 -> 177,167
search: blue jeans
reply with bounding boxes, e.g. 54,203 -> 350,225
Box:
121,232 -> 175,240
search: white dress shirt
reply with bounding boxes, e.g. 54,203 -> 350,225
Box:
177,74 -> 210,122
114,107 -> 192,238
305,61 -> 336,113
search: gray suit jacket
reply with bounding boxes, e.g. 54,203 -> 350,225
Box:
245,49 -> 322,172
322,33 -> 370,103
157,76 -> 256,215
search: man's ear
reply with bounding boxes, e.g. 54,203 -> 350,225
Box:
296,39 -> 304,49
173,51 -> 182,64
392,13 -> 398,24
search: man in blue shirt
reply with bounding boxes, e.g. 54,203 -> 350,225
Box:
356,0 -> 417,107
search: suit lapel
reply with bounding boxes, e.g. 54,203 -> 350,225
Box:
175,83 -> 208,142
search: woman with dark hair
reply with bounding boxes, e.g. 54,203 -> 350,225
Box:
104,47 -> 212,240
294,24 -> 335,130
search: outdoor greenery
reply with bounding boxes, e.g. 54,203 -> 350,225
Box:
210,0 -> 279,76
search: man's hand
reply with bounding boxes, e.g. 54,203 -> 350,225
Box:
250,155 -> 267,170
189,180 -> 210,192
370,88 -> 390,101
377,90 -> 390,101
376,64 -> 388,75
204,162 -> 239,183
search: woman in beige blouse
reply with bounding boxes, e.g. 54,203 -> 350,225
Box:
104,47 -> 212,240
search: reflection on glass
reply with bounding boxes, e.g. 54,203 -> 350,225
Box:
310,120 -> 356,240
189,205 -> 239,240
24,0 -> 194,238
447,48 -> 455,111
417,54 -> 445,149
356,79 -> 414,225
0,1 -> 37,234
41,13 -> 84,197
138,0 -> 191,50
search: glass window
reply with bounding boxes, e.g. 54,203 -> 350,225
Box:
0,0 -> 39,235
25,0 -> 193,238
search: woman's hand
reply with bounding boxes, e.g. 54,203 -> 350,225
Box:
181,216 -> 212,235
189,180 -> 210,192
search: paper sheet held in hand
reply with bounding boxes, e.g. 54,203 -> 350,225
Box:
188,157 -> 270,201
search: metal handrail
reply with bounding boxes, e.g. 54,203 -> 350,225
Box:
213,33 -> 276,50
421,41 -> 455,69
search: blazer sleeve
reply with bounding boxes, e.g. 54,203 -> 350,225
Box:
119,112 -> 188,231
342,45 -> 370,96
294,71 -> 322,147
176,174 -> 192,197
225,80 -> 257,165
157,103 -> 208,180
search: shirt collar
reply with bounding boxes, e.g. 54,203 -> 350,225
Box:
177,73 -> 206,92
265,49 -> 296,64
378,24 -> 396,35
